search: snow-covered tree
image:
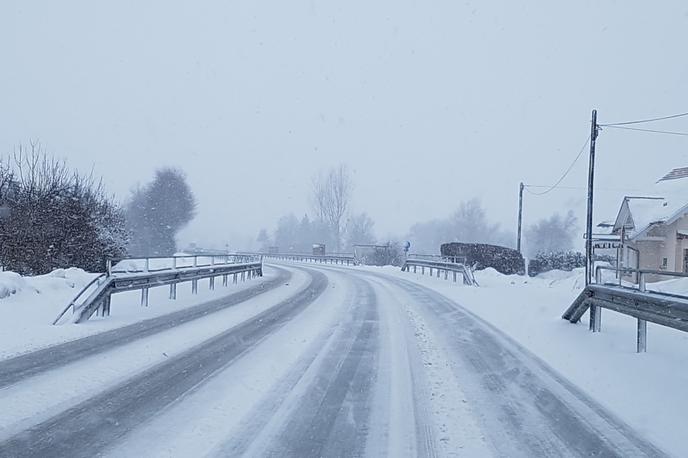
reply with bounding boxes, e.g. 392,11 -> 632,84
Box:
126,167 -> 197,256
0,142 -> 127,274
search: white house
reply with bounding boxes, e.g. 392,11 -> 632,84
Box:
602,167 -> 688,282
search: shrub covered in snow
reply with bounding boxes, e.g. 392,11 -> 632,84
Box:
528,251 -> 586,277
0,143 -> 128,275
441,242 -> 524,275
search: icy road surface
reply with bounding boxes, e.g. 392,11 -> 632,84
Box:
0,264 -> 667,457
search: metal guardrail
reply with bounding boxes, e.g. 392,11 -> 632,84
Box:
407,253 -> 467,265
260,252 -> 355,265
54,255 -> 263,325
401,258 -> 478,286
562,265 -> 688,352
107,254 -> 257,274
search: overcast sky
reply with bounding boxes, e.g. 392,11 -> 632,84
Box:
2,1 -> 688,251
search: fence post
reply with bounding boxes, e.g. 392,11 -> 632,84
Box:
106,259 -> 112,276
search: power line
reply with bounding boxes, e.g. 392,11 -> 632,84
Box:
524,184 -> 647,192
523,135 -> 591,196
600,111 -> 688,127
601,125 -> 688,137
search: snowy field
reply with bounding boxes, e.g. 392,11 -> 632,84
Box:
0,266 -> 275,359
367,265 -> 688,457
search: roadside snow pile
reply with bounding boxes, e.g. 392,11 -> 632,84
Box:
474,267 -> 585,291
0,268 -> 95,300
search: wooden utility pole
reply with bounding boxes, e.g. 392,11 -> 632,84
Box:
517,182 -> 524,253
585,110 -> 599,286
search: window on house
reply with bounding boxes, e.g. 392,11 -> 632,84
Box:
661,258 -> 668,270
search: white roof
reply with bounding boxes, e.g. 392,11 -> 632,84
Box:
610,170 -> 688,238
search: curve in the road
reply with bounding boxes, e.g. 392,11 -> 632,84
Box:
0,268 -> 326,458
0,266 -> 291,389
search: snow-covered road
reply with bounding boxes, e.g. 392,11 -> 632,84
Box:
0,264 -> 667,457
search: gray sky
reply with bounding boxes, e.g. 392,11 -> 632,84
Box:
2,1 -> 688,250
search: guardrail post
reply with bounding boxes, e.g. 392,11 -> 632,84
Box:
233,273 -> 238,284
144,258 -> 150,273
106,259 -> 112,276
172,257 -> 177,270
223,274 -> 228,287
209,276 -> 215,290
192,279 -> 198,294
421,266 -> 425,275
444,269 -> 448,280
169,283 -> 177,300
103,295 -> 111,316
453,271 -> 457,282
639,273 -> 646,293
589,304 -> 601,332
241,272 -> 246,282
637,319 -> 647,353
413,265 -> 417,273
141,288 -> 149,307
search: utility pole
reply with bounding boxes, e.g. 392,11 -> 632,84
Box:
585,109 -> 599,286
517,182 -> 524,253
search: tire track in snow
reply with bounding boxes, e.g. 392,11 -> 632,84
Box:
235,275 -> 379,458
0,268 -> 326,458
376,273 -> 669,458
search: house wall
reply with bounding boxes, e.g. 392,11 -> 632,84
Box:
627,216 -> 688,282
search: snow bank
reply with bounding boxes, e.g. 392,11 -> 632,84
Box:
0,266 -> 275,360
0,268 -> 96,301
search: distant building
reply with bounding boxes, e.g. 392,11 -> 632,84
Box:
601,167 -> 688,282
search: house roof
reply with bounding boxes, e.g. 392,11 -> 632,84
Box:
658,167 -> 688,182
610,169 -> 688,239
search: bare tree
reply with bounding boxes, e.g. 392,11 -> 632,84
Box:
525,210 -> 578,257
345,212 -> 376,250
311,164 -> 352,252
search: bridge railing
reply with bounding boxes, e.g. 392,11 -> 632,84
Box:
53,255 -> 263,325
562,265 -> 688,352
401,258 -> 478,286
